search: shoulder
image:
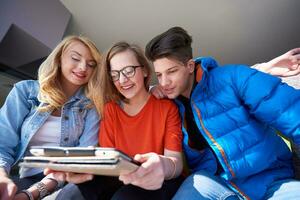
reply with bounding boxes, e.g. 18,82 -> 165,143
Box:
12,80 -> 39,98
103,101 -> 119,116
210,64 -> 256,78
14,80 -> 39,90
208,64 -> 277,86
104,101 -> 118,109
150,95 -> 178,111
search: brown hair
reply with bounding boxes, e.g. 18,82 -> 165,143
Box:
94,41 -> 153,108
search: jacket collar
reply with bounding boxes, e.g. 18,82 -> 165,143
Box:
194,56 -> 218,80
192,57 -> 219,99
65,86 -> 90,104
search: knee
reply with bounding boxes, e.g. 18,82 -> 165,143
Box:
173,171 -> 239,200
56,183 -> 85,200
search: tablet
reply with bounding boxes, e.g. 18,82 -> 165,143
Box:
19,147 -> 139,176
29,146 -> 129,157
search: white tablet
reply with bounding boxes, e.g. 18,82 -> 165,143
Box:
19,147 -> 139,176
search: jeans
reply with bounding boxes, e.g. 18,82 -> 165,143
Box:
172,170 -> 300,200
264,179 -> 300,200
172,171 -> 240,200
12,173 -> 45,192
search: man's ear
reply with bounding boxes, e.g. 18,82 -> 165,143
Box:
186,59 -> 195,73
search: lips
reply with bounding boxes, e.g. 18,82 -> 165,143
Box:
163,87 -> 174,94
121,84 -> 134,90
73,71 -> 87,79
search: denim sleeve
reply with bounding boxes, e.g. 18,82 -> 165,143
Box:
77,107 -> 100,147
0,82 -> 32,173
233,66 -> 300,145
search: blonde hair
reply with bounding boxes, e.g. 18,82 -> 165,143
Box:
38,35 -> 102,114
93,41 -> 152,110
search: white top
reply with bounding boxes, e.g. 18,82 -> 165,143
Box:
20,115 -> 61,178
282,75 -> 300,89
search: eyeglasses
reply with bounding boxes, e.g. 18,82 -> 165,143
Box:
110,65 -> 142,82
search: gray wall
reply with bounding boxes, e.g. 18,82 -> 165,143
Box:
61,0 -> 300,66
0,0 -> 71,68
0,0 -> 71,49
0,0 -> 71,106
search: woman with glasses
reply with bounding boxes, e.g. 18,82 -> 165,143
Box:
50,42 -> 184,200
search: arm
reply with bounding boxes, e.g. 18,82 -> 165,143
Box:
253,48 -> 300,77
0,82 -> 33,200
119,150 -> 182,190
234,66 -> 300,144
163,149 -> 183,180
14,174 -> 61,200
78,106 -> 100,147
0,82 -> 32,173
119,102 -> 183,190
149,85 -> 167,99
0,168 -> 17,200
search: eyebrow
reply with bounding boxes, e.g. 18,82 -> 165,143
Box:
70,50 -> 96,63
70,50 -> 82,56
167,66 -> 179,70
155,66 -> 179,74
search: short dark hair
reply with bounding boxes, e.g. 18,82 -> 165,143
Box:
145,27 -> 193,64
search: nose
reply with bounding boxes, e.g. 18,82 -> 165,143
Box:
119,72 -> 129,84
78,61 -> 87,71
160,74 -> 170,87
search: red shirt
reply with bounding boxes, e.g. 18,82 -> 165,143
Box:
99,95 -> 182,157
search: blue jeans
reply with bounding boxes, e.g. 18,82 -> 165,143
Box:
172,171 -> 300,200
11,173 -> 45,192
264,179 -> 300,200
172,171 -> 240,200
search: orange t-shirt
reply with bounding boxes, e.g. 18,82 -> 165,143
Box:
99,95 -> 182,157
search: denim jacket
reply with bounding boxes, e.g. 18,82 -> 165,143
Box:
0,80 -> 100,174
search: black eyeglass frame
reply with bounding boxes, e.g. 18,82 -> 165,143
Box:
110,65 -> 142,81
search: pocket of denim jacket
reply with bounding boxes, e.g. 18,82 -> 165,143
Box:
71,107 -> 87,127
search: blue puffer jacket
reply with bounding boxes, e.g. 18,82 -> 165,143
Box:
176,57 -> 300,199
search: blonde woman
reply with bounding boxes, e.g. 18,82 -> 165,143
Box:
0,36 -> 102,200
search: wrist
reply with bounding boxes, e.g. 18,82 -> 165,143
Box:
19,190 -> 34,200
29,181 -> 50,199
0,168 -> 8,177
253,62 -> 271,73
162,156 -> 176,180
43,177 -> 61,190
44,173 -> 65,189
27,186 -> 40,200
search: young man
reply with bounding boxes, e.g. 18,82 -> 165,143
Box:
145,27 -> 300,200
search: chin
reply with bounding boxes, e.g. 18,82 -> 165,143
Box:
77,79 -> 90,85
166,93 -> 178,99
120,92 -> 135,100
